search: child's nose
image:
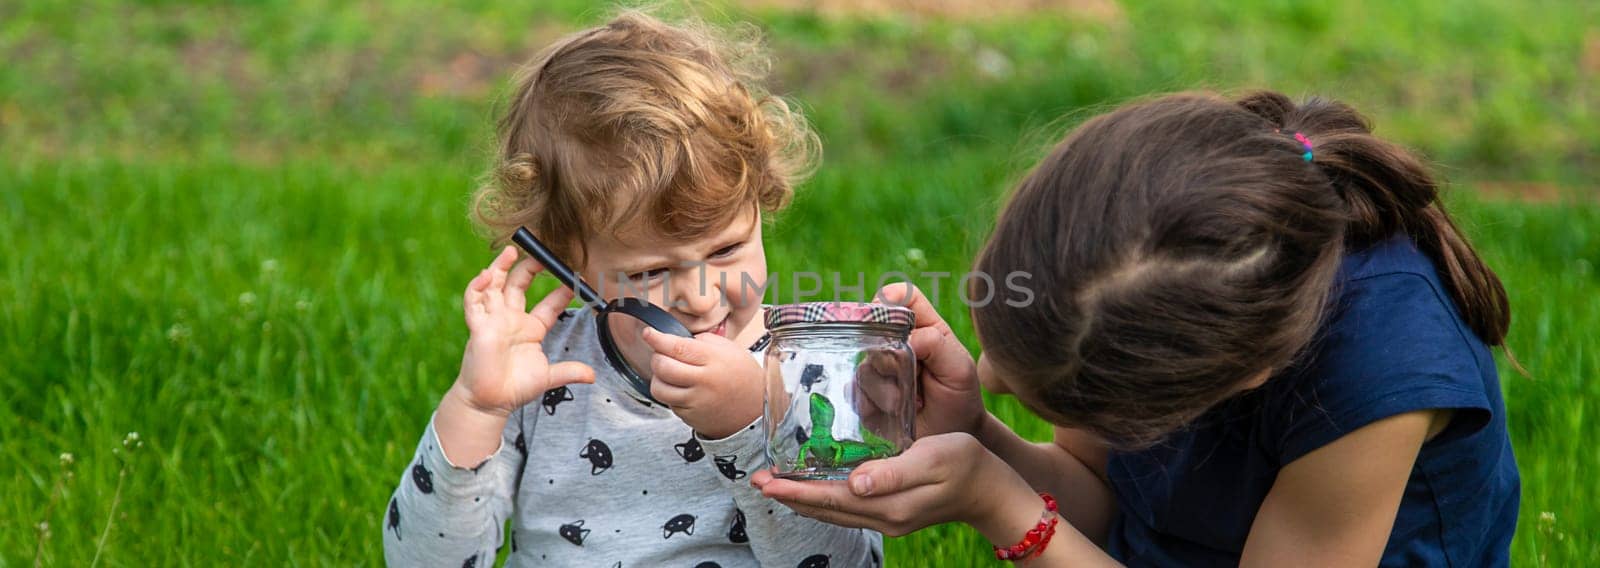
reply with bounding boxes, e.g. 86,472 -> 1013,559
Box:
672,276 -> 724,317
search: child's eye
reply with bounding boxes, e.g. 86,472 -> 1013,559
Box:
708,244 -> 741,259
627,268 -> 669,283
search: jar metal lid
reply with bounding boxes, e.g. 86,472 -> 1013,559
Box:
764,302 -> 915,330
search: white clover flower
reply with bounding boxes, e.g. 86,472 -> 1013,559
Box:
261,258 -> 280,273
167,323 -> 192,345
902,248 -> 928,271
59,452 -> 74,466
295,299 -> 311,312
238,292 -> 258,308
975,47 -> 1012,79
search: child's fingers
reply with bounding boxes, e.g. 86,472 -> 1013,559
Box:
504,257 -> 544,312
908,326 -> 974,387
874,282 -> 914,305
848,434 -> 969,496
867,350 -> 904,376
907,327 -> 947,358
649,375 -> 694,407
762,489 -> 885,531
875,283 -> 953,334
692,331 -> 740,350
851,369 -> 904,421
545,361 -> 596,389
649,352 -> 703,388
756,478 -> 923,532
463,270 -> 491,326
641,328 -> 711,366
528,286 -> 577,331
469,268 -> 492,291
486,246 -> 517,298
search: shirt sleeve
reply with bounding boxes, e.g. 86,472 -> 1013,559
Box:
383,407 -> 529,568
1265,272 -> 1494,465
697,417 -> 885,568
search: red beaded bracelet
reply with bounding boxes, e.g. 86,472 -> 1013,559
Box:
994,493 -> 1060,562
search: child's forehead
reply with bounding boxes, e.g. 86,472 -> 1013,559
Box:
587,210 -> 759,260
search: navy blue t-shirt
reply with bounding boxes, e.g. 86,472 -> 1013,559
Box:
1104,235 -> 1520,566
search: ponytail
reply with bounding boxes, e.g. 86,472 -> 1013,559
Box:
1238,91 -> 1514,349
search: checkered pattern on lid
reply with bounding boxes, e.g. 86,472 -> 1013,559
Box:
764,302 -> 915,330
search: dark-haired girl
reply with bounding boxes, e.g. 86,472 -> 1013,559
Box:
754,91 -> 1520,566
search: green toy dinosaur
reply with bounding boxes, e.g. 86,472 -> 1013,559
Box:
796,393 -> 897,468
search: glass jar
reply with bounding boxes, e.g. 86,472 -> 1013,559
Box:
763,302 -> 916,480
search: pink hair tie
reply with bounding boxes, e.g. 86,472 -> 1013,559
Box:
1292,131 -> 1314,162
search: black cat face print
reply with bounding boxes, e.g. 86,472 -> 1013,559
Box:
674,434 -> 705,463
580,439 -> 613,475
728,509 -> 748,543
663,514 -> 696,538
560,520 -> 591,546
411,462 -> 434,494
713,455 -> 746,480
387,497 -> 402,540
543,386 -> 574,415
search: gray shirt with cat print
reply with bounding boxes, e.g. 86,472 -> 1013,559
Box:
383,308 -> 882,567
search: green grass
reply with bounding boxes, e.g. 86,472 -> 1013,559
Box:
2,0 -> 1596,565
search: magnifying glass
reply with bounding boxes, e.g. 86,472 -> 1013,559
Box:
510,227 -> 693,405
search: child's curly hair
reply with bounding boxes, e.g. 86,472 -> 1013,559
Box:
472,9 -> 818,266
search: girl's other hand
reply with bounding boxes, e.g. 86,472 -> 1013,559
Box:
751,433 -> 1041,541
454,246 -> 596,416
875,283 -> 985,436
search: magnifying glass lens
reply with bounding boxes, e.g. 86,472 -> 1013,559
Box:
595,297 -> 694,402
606,311 -> 658,381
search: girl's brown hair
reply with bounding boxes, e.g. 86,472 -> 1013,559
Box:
972,90 -> 1512,448
472,9 -> 818,265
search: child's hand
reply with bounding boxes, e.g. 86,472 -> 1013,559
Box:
875,283 -> 987,436
454,246 -> 596,416
751,433 -> 1044,542
641,328 -> 764,439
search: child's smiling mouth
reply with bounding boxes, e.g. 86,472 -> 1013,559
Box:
696,317 -> 728,338
684,313 -> 729,337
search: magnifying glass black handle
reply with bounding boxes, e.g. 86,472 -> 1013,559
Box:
511,227 -> 604,308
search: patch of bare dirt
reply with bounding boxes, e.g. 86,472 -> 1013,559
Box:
417,51 -> 499,98
1583,28 -> 1600,77
1472,182 -> 1595,204
415,23 -> 569,99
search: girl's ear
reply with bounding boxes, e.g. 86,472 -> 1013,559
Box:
977,355 -> 1013,395
1237,369 -> 1273,393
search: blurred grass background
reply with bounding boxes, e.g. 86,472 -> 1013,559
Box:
2,0 -> 1595,564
